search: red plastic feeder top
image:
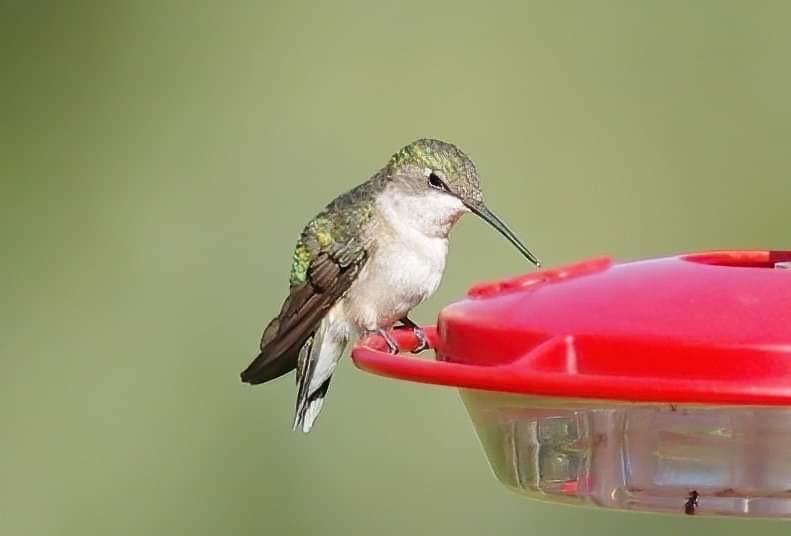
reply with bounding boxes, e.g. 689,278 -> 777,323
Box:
353,250 -> 791,405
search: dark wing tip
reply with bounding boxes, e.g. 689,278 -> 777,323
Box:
240,348 -> 298,385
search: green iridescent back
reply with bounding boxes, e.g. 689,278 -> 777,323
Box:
288,172 -> 384,286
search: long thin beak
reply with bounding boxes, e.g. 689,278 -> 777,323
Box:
467,203 -> 541,267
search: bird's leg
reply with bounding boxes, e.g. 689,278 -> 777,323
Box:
398,316 -> 429,353
376,329 -> 399,354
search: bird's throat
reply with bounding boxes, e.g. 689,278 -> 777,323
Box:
375,187 -> 467,239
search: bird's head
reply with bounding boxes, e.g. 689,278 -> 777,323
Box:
384,138 -> 540,267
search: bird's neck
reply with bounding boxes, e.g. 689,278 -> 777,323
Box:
374,186 -> 468,239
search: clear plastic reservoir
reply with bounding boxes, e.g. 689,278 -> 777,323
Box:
462,390 -> 791,517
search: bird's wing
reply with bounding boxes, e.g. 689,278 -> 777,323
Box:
266,246 -> 366,358
240,214 -> 370,385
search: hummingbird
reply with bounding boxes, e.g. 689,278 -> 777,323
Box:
241,138 -> 540,432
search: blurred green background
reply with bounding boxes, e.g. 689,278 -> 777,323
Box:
2,1 -> 791,534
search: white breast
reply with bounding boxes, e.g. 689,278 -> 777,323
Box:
339,186 -> 467,333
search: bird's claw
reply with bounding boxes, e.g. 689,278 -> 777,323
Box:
377,329 -> 399,355
396,316 -> 429,354
411,327 -> 429,354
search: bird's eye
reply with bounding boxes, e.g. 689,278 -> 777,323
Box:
428,172 -> 447,191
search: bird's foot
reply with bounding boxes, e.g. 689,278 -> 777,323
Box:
376,329 -> 399,354
398,316 -> 429,354
410,327 -> 428,353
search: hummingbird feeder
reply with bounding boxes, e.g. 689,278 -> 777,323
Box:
351,250 -> 791,518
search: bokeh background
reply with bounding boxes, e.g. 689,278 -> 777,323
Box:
3,1 -> 791,534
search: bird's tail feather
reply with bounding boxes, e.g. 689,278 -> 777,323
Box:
292,315 -> 347,432
293,377 -> 331,432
